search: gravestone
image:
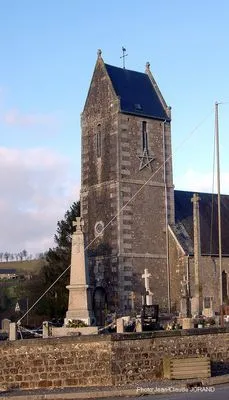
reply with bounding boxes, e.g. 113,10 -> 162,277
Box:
141,269 -> 159,330
135,317 -> 142,332
42,321 -> 51,338
182,318 -> 194,329
202,297 -> 214,318
9,322 -> 16,341
1,318 -> 11,333
141,304 -> 159,331
116,318 -> 124,333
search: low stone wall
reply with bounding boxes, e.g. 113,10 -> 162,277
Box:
0,335 -> 112,389
1,328 -> 229,390
51,326 -> 98,337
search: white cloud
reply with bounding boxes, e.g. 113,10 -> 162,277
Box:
175,168 -> 229,194
2,108 -> 58,129
0,147 -> 80,255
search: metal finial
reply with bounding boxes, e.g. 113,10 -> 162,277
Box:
97,49 -> 102,58
146,62 -> 150,70
120,46 -> 128,69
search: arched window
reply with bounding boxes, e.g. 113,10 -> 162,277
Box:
142,121 -> 148,152
96,124 -> 102,158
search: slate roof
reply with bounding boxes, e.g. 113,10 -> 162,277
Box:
174,190 -> 229,256
0,269 -> 17,274
105,64 -> 169,121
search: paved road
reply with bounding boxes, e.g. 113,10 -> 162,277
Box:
102,383 -> 229,400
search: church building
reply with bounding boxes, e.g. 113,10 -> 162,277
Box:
80,50 -> 229,324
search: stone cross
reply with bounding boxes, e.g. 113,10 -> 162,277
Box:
145,62 -> 150,71
73,217 -> 84,232
129,291 -> 135,311
181,275 -> 188,297
97,49 -> 102,58
191,193 -> 201,205
191,192 -> 202,315
142,268 -> 151,293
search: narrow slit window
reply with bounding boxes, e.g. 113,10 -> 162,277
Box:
96,125 -> 101,158
142,121 -> 148,151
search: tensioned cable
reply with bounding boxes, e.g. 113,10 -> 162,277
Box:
17,265 -> 71,325
82,110 -> 214,251
17,108 -> 214,326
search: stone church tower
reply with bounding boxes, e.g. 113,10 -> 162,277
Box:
81,50 -> 174,323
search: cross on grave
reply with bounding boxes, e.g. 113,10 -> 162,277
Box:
128,291 -> 135,311
73,217 -> 84,232
142,268 -> 151,293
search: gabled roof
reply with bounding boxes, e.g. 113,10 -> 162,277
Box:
174,190 -> 229,256
105,63 -> 169,121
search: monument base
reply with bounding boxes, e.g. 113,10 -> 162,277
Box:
181,317 -> 194,329
191,296 -> 202,316
65,284 -> 95,326
64,312 -> 95,327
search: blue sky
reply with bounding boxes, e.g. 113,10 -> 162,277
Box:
0,0 -> 229,254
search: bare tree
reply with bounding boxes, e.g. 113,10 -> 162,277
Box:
4,252 -> 10,262
22,249 -> 28,260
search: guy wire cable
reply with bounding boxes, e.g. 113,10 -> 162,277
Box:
17,108 -> 214,325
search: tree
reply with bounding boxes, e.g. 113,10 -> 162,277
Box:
22,249 -> 28,260
18,201 -> 80,322
54,201 -> 80,249
4,252 -> 10,262
37,252 -> 47,260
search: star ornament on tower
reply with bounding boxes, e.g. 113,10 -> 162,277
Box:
138,148 -> 155,171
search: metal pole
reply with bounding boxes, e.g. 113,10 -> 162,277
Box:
215,102 -> 223,311
162,121 -> 171,313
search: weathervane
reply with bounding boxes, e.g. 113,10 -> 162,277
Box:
120,46 -> 128,69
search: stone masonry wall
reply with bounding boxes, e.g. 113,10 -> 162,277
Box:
168,222 -> 229,313
80,56 -> 175,314
189,256 -> 229,312
0,335 -> 112,390
80,57 -> 120,312
1,330 -> 229,390
116,113 -> 172,311
111,329 -> 229,384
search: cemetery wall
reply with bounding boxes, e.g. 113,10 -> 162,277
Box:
1,329 -> 229,390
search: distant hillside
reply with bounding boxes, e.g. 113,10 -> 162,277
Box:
0,259 -> 44,274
